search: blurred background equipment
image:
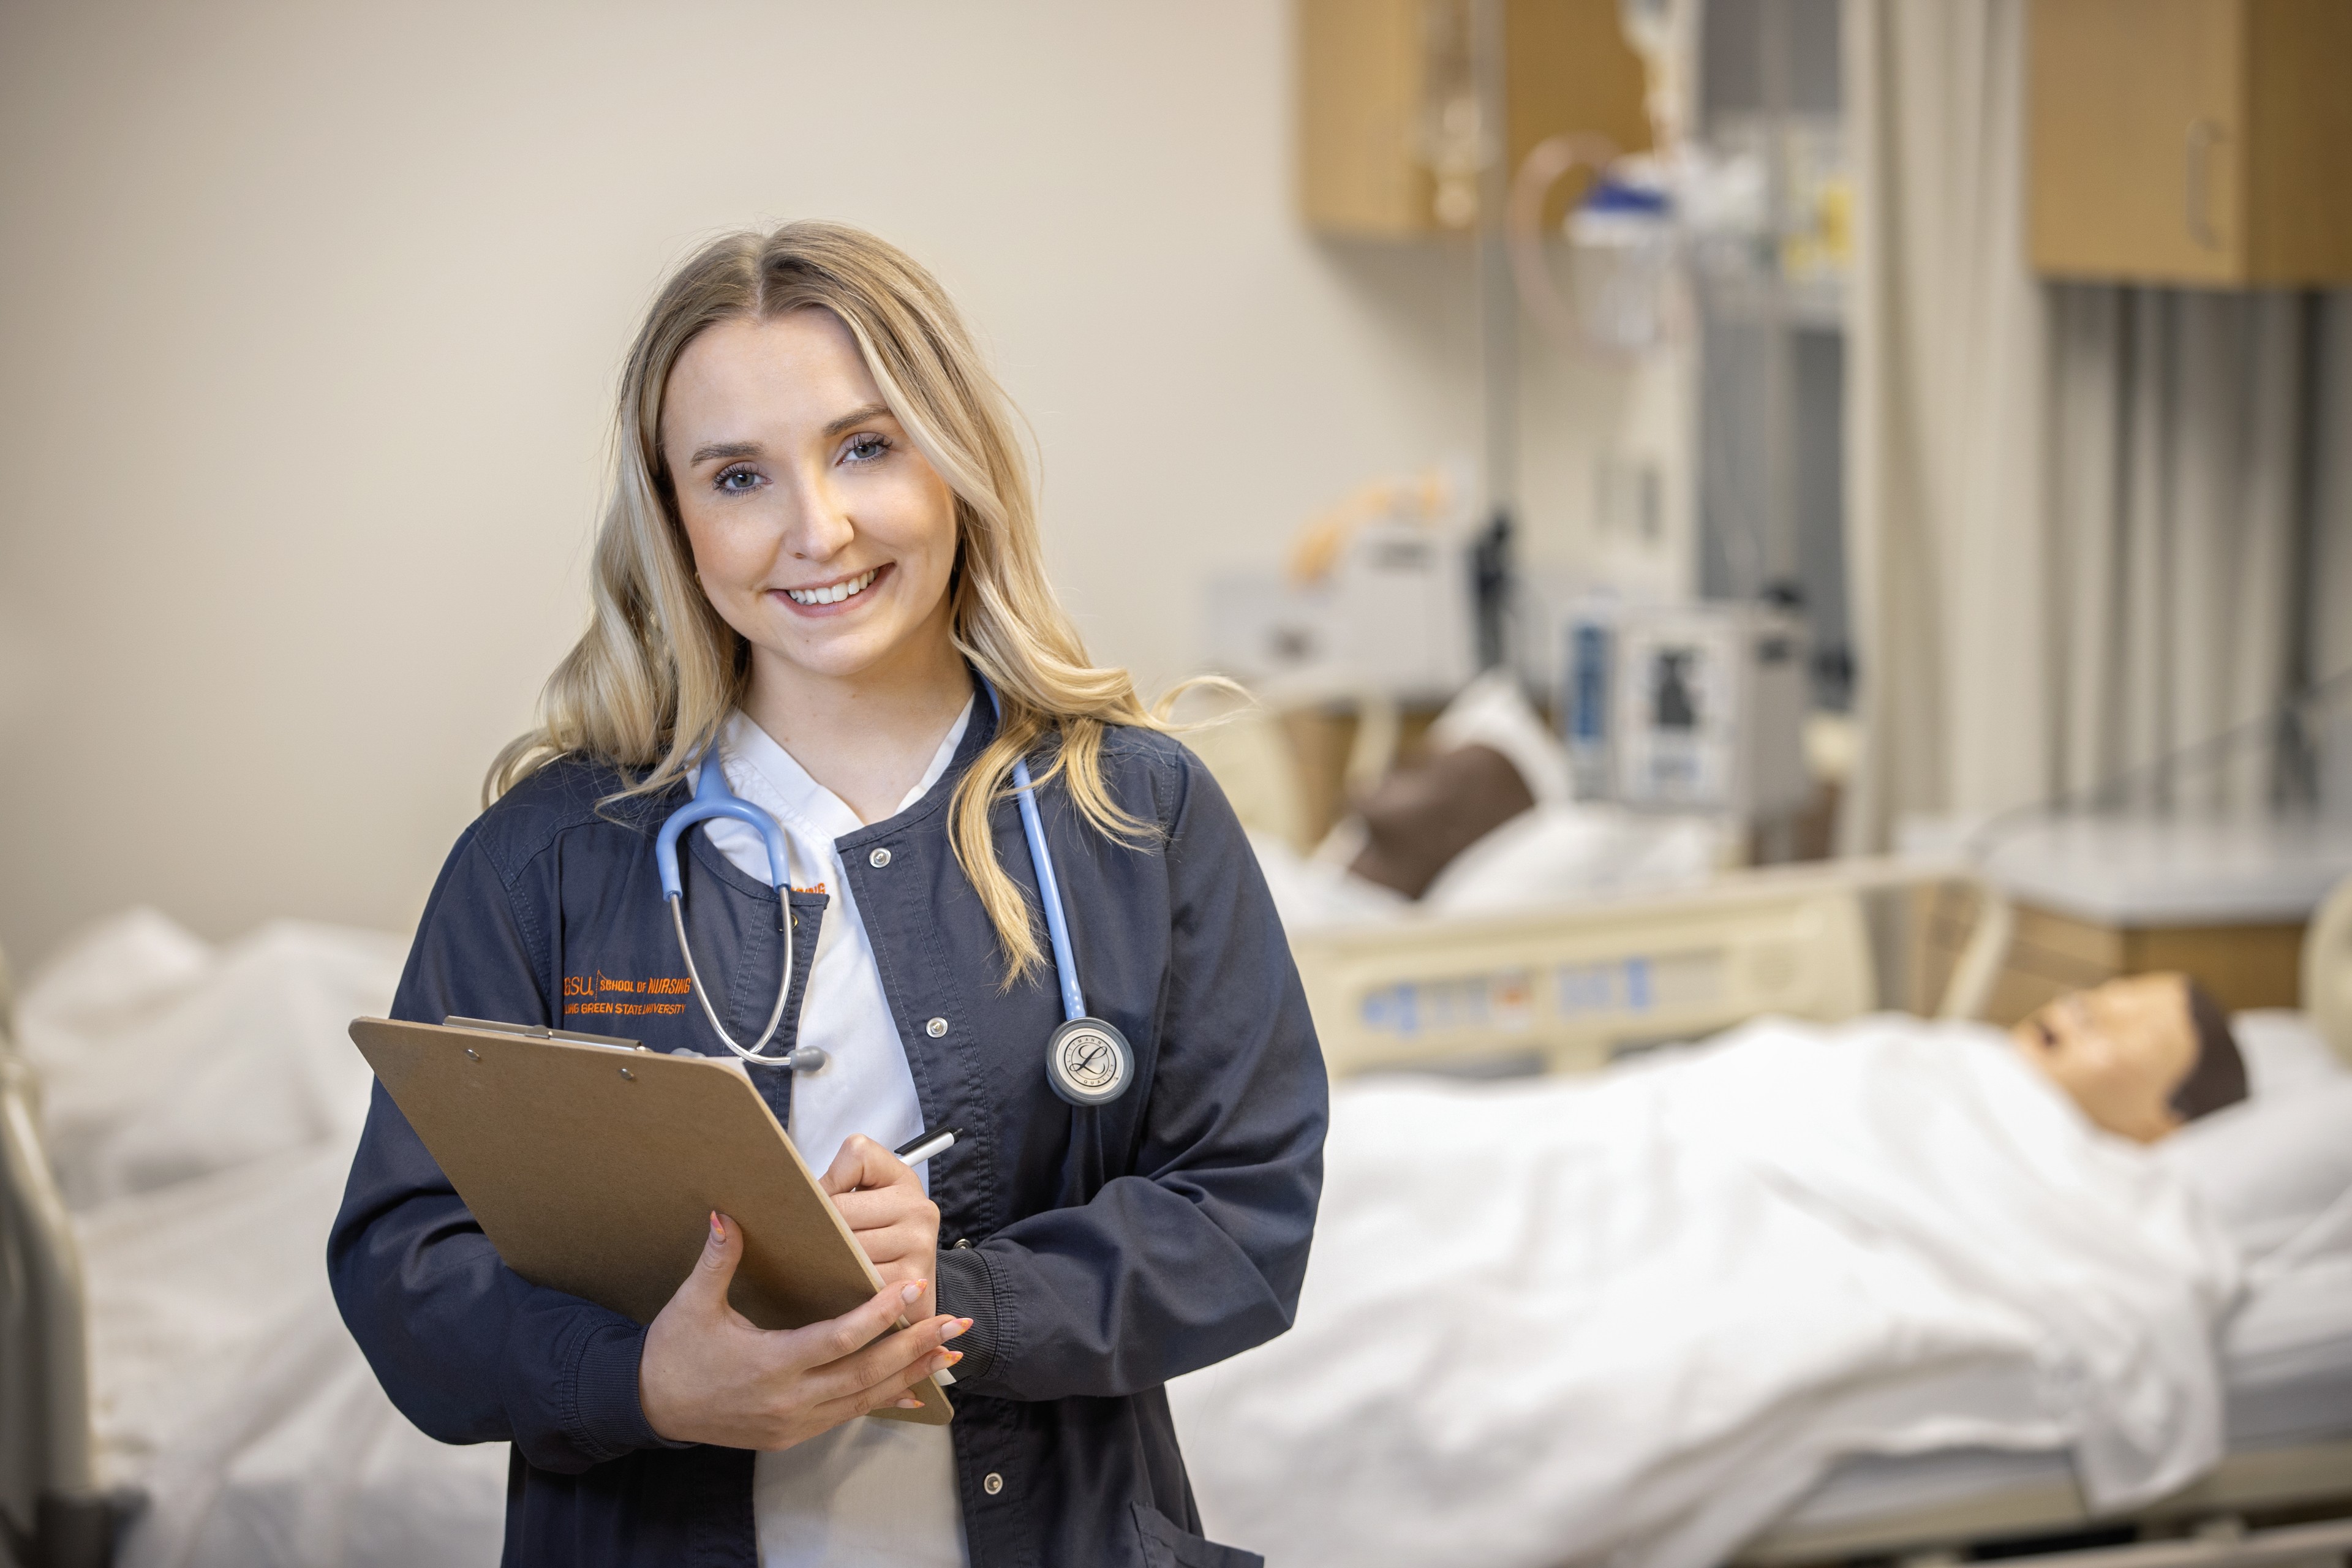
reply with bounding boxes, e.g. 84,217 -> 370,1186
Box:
1559,596 -> 1809,820
1207,467 -> 1483,704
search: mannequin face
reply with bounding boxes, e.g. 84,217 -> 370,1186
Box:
660,309 -> 960,690
2011,973 -> 2201,1142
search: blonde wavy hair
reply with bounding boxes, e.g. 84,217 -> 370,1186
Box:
490,221 -> 1168,982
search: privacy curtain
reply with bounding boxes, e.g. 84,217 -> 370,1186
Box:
1840,0 -> 2352,849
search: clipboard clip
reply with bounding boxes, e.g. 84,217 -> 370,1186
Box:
445,1016 -> 649,1052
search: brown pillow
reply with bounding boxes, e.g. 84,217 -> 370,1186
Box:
1349,743 -> 1536,899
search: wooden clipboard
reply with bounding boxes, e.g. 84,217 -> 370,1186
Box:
349,1016 -> 950,1426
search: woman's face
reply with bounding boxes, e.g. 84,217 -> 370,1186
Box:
2011,972 -> 2199,1142
661,308 -> 959,687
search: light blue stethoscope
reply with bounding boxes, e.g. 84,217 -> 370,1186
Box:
650,680 -> 1134,1107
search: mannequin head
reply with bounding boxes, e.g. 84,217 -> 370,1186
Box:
2011,973 -> 2249,1142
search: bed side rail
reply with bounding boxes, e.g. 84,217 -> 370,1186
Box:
1291,858 -> 2008,1079
0,950 -> 111,1568
1741,1438 -> 2352,1568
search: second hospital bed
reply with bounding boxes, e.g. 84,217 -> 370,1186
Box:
1215,858 -> 2352,1568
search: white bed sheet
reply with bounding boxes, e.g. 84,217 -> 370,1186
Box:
21,910 -> 507,1568
1778,1245 -> 2352,1534
1166,1015 -> 2294,1568
1775,1014 -> 2352,1537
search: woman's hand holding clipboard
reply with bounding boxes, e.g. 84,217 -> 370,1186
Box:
638,1210 -> 967,1450
347,1016 -> 964,1433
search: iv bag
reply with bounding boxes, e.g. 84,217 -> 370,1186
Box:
1568,178 -> 1676,353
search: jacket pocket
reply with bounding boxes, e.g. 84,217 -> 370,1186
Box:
1132,1502 -> 1264,1568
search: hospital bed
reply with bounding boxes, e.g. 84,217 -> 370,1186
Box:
1281,859 -> 2352,1568
2,865 -> 2348,1568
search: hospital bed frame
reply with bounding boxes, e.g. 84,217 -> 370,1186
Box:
0,952 -> 110,1568
1291,861 -> 2352,1568
1290,855 -> 2013,1079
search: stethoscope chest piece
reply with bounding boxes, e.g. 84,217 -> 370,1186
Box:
1046,1016 -> 1133,1107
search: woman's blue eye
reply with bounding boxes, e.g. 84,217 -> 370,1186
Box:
715,465 -> 761,493
843,434 -> 891,464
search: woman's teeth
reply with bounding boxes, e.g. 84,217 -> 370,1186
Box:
785,568 -> 878,606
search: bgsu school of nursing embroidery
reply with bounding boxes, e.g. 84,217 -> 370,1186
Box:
564,971 -> 695,1019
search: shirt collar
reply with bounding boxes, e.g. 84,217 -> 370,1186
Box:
720,696 -> 975,847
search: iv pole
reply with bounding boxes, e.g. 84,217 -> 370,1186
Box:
1470,0 -> 1517,673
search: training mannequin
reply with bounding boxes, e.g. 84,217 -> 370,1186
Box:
2011,972 -> 2249,1142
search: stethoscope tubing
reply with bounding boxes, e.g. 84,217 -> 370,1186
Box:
654,745 -> 804,1065
998,723 -> 1087,1025
668,891 -> 793,1061
657,676 -> 1098,1069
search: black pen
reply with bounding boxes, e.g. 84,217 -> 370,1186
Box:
893,1126 -> 963,1166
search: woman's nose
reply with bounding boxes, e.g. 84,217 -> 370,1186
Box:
780,469 -> 856,560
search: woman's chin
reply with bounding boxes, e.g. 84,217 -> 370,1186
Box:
753,620 -> 932,685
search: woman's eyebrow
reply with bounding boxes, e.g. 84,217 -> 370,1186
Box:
823,402 -> 894,438
686,404 -> 892,466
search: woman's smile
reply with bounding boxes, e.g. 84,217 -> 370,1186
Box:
776,562 -> 890,614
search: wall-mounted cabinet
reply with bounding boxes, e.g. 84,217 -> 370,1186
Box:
1297,0 -> 1652,238
2029,0 -> 2352,285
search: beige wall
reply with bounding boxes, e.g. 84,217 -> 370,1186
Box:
0,0 -> 1680,969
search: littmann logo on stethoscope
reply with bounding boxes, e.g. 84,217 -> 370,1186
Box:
1058,1029 -> 1120,1090
1046,1017 -> 1133,1106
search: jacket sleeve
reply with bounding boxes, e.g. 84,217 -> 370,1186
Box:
936,750 -> 1329,1400
326,823 -> 676,1471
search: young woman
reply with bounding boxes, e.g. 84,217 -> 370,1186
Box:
330,222 -> 1326,1568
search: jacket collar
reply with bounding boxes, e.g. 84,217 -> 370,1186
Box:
684,663 -> 1003,896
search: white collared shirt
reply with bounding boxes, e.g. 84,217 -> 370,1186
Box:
704,699 -> 973,1568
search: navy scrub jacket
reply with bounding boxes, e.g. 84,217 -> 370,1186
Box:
328,690 -> 1328,1568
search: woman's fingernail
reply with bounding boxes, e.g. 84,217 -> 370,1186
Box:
901,1282 -> 923,1304
944,1317 -> 971,1338
709,1212 -> 725,1243
943,1349 -> 963,1365
896,1397 -> 923,1409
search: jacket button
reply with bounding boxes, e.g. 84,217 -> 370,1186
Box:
954,1237 -> 972,1249
869,846 -> 892,869
925,1016 -> 948,1038
982,1472 -> 1004,1496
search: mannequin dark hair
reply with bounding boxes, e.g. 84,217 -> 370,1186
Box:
2172,979 -> 2250,1122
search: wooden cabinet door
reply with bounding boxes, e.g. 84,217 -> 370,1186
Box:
1296,0 -> 1650,238
1297,0 -> 1431,236
2030,0 -> 2247,284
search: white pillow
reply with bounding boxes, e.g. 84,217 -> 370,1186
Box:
1246,831 -> 1409,933
2230,1009 -> 2348,1097
23,913 -> 405,1209
1422,803 -> 1721,916
2157,1063 -> 2352,1267
1424,669 -> 1574,805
